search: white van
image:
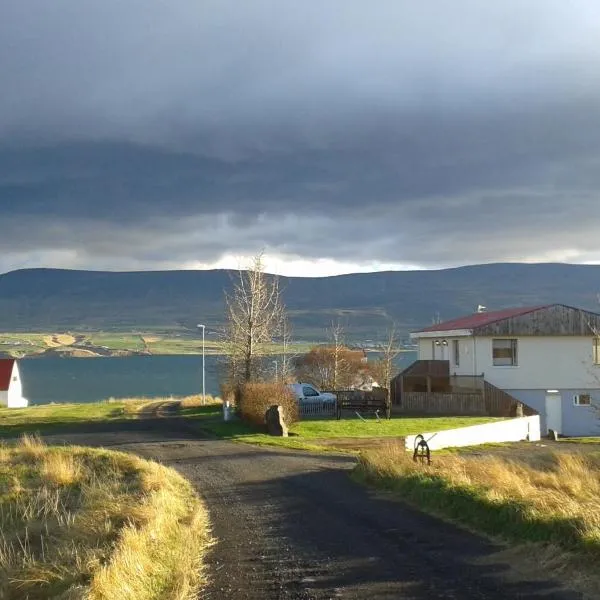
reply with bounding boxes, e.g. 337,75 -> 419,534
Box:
287,383 -> 336,404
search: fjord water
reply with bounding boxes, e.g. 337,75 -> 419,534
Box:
19,355 -> 224,405
18,352 -> 418,405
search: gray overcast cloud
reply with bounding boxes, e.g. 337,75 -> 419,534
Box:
1,1 -> 600,275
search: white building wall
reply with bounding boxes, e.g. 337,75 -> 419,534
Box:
4,363 -> 27,408
418,338 -> 433,360
475,336 -> 599,390
417,336 -> 480,376
418,335 -> 600,390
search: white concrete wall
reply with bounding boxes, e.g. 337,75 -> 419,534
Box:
405,416 -> 541,451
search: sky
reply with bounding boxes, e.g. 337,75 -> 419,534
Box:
1,1 -> 600,277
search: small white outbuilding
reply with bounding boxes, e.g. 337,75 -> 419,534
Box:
0,359 -> 28,408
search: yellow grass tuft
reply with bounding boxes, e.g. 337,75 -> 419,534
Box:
0,440 -> 212,599
18,433 -> 47,459
41,450 -> 83,486
178,394 -> 221,408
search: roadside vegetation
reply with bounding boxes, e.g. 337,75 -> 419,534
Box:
355,443 -> 600,590
0,435 -> 212,599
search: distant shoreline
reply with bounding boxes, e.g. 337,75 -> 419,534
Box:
0,331 -> 416,359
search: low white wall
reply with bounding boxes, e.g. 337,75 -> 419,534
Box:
405,416 -> 541,451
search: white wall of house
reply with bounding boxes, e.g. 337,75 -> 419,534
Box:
476,336 -> 598,390
417,338 -> 434,360
418,335 -> 600,390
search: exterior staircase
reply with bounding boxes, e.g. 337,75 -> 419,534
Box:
391,360 -> 537,417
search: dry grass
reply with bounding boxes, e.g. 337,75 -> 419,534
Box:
178,395 -> 222,408
356,444 -> 600,591
43,334 -> 76,347
0,436 -> 212,600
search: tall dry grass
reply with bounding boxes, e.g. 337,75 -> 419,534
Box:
179,395 -> 222,408
0,436 -> 212,600
357,444 -> 600,556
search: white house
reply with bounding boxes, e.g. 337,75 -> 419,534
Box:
410,304 -> 600,437
0,359 -> 28,408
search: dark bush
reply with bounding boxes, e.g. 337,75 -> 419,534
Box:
238,383 -> 299,428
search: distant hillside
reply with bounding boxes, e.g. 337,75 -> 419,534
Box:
1,263 -> 600,341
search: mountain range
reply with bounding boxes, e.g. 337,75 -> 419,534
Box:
1,263 -> 599,341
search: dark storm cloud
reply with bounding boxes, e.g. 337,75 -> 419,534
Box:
1,1 -> 600,273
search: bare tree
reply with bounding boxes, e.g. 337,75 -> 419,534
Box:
278,313 -> 295,383
371,324 -> 401,401
329,320 -> 346,390
224,253 -> 285,384
295,345 -> 369,389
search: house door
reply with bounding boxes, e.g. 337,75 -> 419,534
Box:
433,341 -> 448,360
544,393 -> 562,435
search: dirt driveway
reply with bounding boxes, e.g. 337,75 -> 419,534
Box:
40,420 -> 581,600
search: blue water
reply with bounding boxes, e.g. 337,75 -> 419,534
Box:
19,355 -> 224,405
18,351 -> 418,405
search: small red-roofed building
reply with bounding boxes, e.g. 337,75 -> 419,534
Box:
0,359 -> 28,408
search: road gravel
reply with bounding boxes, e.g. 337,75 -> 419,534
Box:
41,420 -> 581,600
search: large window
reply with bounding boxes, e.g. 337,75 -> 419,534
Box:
594,338 -> 600,365
453,340 -> 460,366
492,339 -> 518,366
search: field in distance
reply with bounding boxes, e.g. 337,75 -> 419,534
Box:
0,331 -> 313,358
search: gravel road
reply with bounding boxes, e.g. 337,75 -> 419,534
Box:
41,420 -> 581,600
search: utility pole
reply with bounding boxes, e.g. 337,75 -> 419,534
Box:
197,324 -> 206,404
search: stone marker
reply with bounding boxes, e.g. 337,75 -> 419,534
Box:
265,405 -> 288,437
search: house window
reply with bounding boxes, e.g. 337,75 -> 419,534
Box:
594,339 -> 600,365
453,340 -> 460,366
492,339 -> 518,366
12,376 -> 17,382
574,394 -> 591,406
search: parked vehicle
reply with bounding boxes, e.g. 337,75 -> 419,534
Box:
287,383 -> 336,404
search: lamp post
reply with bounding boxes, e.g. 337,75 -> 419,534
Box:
197,324 -> 206,405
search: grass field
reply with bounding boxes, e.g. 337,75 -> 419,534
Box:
0,398 -> 166,435
0,435 -> 212,599
182,406 -> 501,452
0,331 -> 312,357
355,443 -> 600,595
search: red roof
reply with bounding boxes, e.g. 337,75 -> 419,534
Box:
0,359 -> 15,391
416,305 -> 550,333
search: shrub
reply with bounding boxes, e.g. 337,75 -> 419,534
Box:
238,383 -> 299,428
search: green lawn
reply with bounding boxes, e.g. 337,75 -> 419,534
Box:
0,400 -> 153,435
293,416 -> 503,438
182,408 -> 503,453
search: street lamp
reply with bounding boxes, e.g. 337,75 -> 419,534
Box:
197,324 -> 206,405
